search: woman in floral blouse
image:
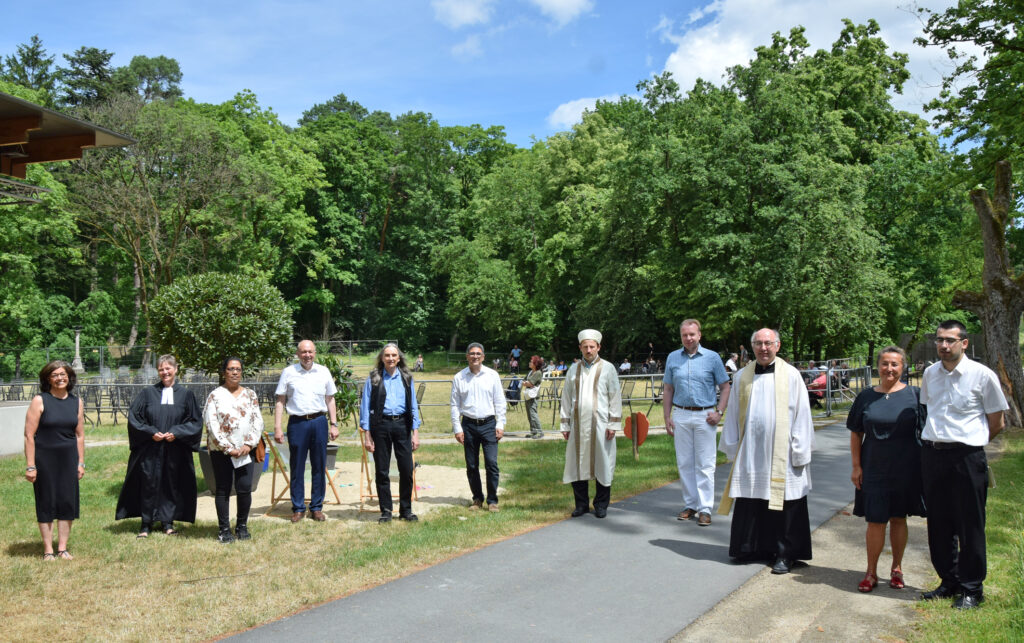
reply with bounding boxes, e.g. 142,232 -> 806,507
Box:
204,357 -> 263,543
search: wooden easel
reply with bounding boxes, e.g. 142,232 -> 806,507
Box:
263,432 -> 342,516
358,437 -> 418,512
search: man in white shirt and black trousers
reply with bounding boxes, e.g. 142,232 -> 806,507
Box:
450,343 -> 507,512
919,320 -> 1008,610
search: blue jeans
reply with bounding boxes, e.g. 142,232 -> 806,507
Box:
288,415 -> 328,512
461,417 -> 500,505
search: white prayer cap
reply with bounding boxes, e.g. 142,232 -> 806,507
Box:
578,329 -> 602,344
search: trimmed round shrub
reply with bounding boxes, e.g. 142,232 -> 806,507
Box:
149,272 -> 293,375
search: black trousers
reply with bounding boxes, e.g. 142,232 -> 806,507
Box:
370,417 -> 414,516
572,480 -> 611,511
461,418 -> 500,505
210,450 -> 254,531
921,444 -> 988,594
729,496 -> 812,561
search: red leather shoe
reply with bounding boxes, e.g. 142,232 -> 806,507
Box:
889,569 -> 905,589
858,571 -> 878,593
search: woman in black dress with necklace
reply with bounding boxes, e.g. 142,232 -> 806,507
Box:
24,360 -> 85,560
848,346 -> 926,592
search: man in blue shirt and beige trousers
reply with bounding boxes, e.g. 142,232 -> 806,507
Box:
663,319 -> 731,526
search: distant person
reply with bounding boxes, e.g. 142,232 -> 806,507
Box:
618,357 -> 631,374
116,354 -> 203,537
739,344 -> 749,366
720,329 -> 814,575
24,361 -> 84,560
918,320 -> 1008,610
450,343 -> 506,511
204,357 -> 263,543
509,344 -> 523,363
509,356 -> 519,375
556,360 -> 567,373
273,340 -> 339,523
523,355 -> 545,439
848,347 -> 926,592
561,329 -> 621,519
663,319 -> 730,526
543,359 -> 555,375
725,353 -> 738,375
361,343 -> 421,523
413,354 -> 424,372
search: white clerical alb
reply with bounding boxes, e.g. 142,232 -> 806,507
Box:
560,358 -> 622,486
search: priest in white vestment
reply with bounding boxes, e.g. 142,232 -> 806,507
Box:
720,328 -> 815,574
561,329 -> 622,519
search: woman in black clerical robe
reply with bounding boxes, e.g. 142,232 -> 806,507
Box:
848,346 -> 926,593
115,354 -> 202,537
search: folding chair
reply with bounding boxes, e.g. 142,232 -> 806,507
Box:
263,431 -> 343,516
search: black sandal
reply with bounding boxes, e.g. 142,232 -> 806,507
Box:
56,550 -> 73,560
42,552 -> 56,561
137,528 -> 150,539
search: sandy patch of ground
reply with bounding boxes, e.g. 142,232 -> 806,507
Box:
194,460 -> 481,525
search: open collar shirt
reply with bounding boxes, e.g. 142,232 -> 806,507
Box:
920,356 -> 1008,446
359,369 -> 422,431
275,362 -> 337,417
449,365 -> 507,433
663,344 -> 730,408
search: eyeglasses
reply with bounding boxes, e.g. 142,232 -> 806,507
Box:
752,341 -> 777,348
934,337 -> 965,346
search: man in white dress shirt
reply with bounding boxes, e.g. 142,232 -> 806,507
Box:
919,320 -> 1007,609
450,343 -> 507,511
273,340 -> 338,523
720,328 -> 815,574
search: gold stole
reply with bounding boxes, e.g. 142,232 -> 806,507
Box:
717,358 -> 791,515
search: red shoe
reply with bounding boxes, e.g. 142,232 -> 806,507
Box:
858,571 -> 878,593
889,569 -> 905,589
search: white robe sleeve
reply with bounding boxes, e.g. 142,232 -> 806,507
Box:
788,368 -> 815,467
721,380 -> 742,462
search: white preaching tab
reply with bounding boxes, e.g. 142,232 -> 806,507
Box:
160,386 -> 174,405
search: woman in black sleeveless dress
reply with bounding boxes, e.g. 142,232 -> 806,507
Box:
24,360 -> 85,561
848,346 -> 925,592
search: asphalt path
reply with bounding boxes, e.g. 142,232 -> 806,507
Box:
234,422 -> 855,642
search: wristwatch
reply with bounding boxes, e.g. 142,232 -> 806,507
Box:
26,466 -> 36,472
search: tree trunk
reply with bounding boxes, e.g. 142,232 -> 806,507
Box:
126,260 -> 142,350
448,331 -> 459,353
951,160 -> 1024,428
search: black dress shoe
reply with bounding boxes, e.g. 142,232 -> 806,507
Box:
399,513 -> 419,522
378,514 -> 392,524
770,557 -> 793,574
593,507 -> 607,519
921,584 -> 960,600
235,524 -> 251,540
953,593 -> 984,610
571,507 -> 588,517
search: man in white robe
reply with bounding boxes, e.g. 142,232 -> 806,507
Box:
720,328 -> 815,574
561,329 -> 622,519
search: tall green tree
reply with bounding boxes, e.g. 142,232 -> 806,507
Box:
1,35 -> 57,101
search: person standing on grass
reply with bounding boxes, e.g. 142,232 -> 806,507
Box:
450,343 -> 506,512
273,340 -> 339,523
918,320 -> 1007,610
24,361 -> 84,560
663,319 -> 731,527
561,329 -> 622,519
361,343 -> 421,524
523,355 -> 545,439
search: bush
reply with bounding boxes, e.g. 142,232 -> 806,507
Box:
149,273 -> 293,375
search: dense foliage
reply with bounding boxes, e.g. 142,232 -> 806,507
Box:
1,11 -> 1016,361
148,272 -> 293,375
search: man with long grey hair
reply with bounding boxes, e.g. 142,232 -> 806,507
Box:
360,343 -> 422,523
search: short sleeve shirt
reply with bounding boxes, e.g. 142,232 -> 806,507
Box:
275,363 -> 337,416
920,356 -> 1008,446
663,345 -> 730,408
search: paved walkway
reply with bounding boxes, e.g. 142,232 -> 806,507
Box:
233,422 -> 868,642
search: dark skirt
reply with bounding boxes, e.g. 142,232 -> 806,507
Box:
34,442 -> 80,522
729,496 -> 812,561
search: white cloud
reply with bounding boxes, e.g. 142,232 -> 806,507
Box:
527,0 -> 594,27
451,34 -> 484,59
431,0 -> 495,29
546,94 -> 619,129
657,0 -> 974,119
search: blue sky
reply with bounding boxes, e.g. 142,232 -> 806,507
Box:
1,0 -> 963,147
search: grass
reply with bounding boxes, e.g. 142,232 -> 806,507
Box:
0,433 -> 682,641
908,429 -> 1024,642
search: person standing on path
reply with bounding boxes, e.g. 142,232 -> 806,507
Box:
663,319 -> 731,526
360,343 -> 421,524
720,328 -> 814,575
450,343 -> 507,511
523,355 -> 545,439
273,340 -> 339,523
561,329 -> 622,519
918,320 -> 1007,610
